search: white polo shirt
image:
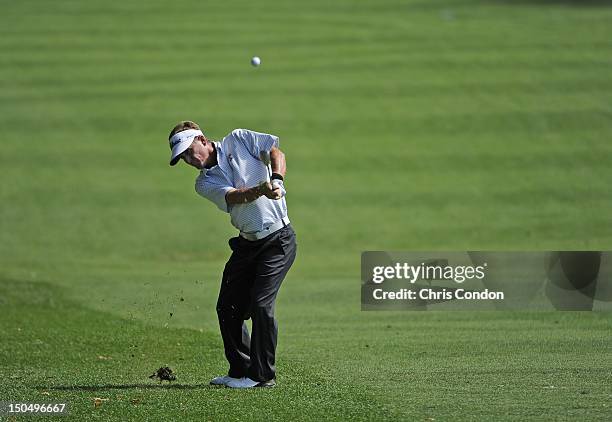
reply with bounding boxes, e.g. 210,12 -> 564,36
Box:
195,129 -> 288,234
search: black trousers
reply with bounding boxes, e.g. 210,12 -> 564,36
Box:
216,225 -> 297,382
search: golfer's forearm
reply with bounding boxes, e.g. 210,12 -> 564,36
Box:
225,186 -> 262,205
270,147 -> 286,177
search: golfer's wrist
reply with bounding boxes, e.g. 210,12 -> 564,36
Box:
239,187 -> 259,204
252,185 -> 264,200
227,187 -> 261,204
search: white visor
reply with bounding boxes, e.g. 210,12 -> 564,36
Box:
169,129 -> 204,165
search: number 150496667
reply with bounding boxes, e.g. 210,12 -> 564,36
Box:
3,402 -> 68,414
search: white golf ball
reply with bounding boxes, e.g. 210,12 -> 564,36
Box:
251,56 -> 261,67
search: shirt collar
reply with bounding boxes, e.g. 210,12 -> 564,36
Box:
201,140 -> 230,178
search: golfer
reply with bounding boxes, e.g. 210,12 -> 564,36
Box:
168,121 -> 297,388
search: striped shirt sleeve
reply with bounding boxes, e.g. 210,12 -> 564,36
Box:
195,173 -> 233,213
232,129 -> 279,158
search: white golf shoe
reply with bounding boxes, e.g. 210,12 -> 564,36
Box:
226,377 -> 276,389
209,375 -> 240,386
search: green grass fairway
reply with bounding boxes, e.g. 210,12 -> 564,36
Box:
1,0 -> 612,420
2,279 -> 611,420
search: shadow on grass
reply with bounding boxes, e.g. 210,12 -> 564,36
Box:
39,383 -> 215,391
494,0 -> 612,6
424,0 -> 612,8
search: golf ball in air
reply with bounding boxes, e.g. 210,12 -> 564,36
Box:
251,56 -> 261,67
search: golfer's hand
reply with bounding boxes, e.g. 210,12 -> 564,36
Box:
259,181 -> 283,200
272,179 -> 286,198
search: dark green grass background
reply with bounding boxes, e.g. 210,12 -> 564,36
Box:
1,0 -> 611,420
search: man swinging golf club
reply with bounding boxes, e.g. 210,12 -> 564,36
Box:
168,121 -> 297,388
